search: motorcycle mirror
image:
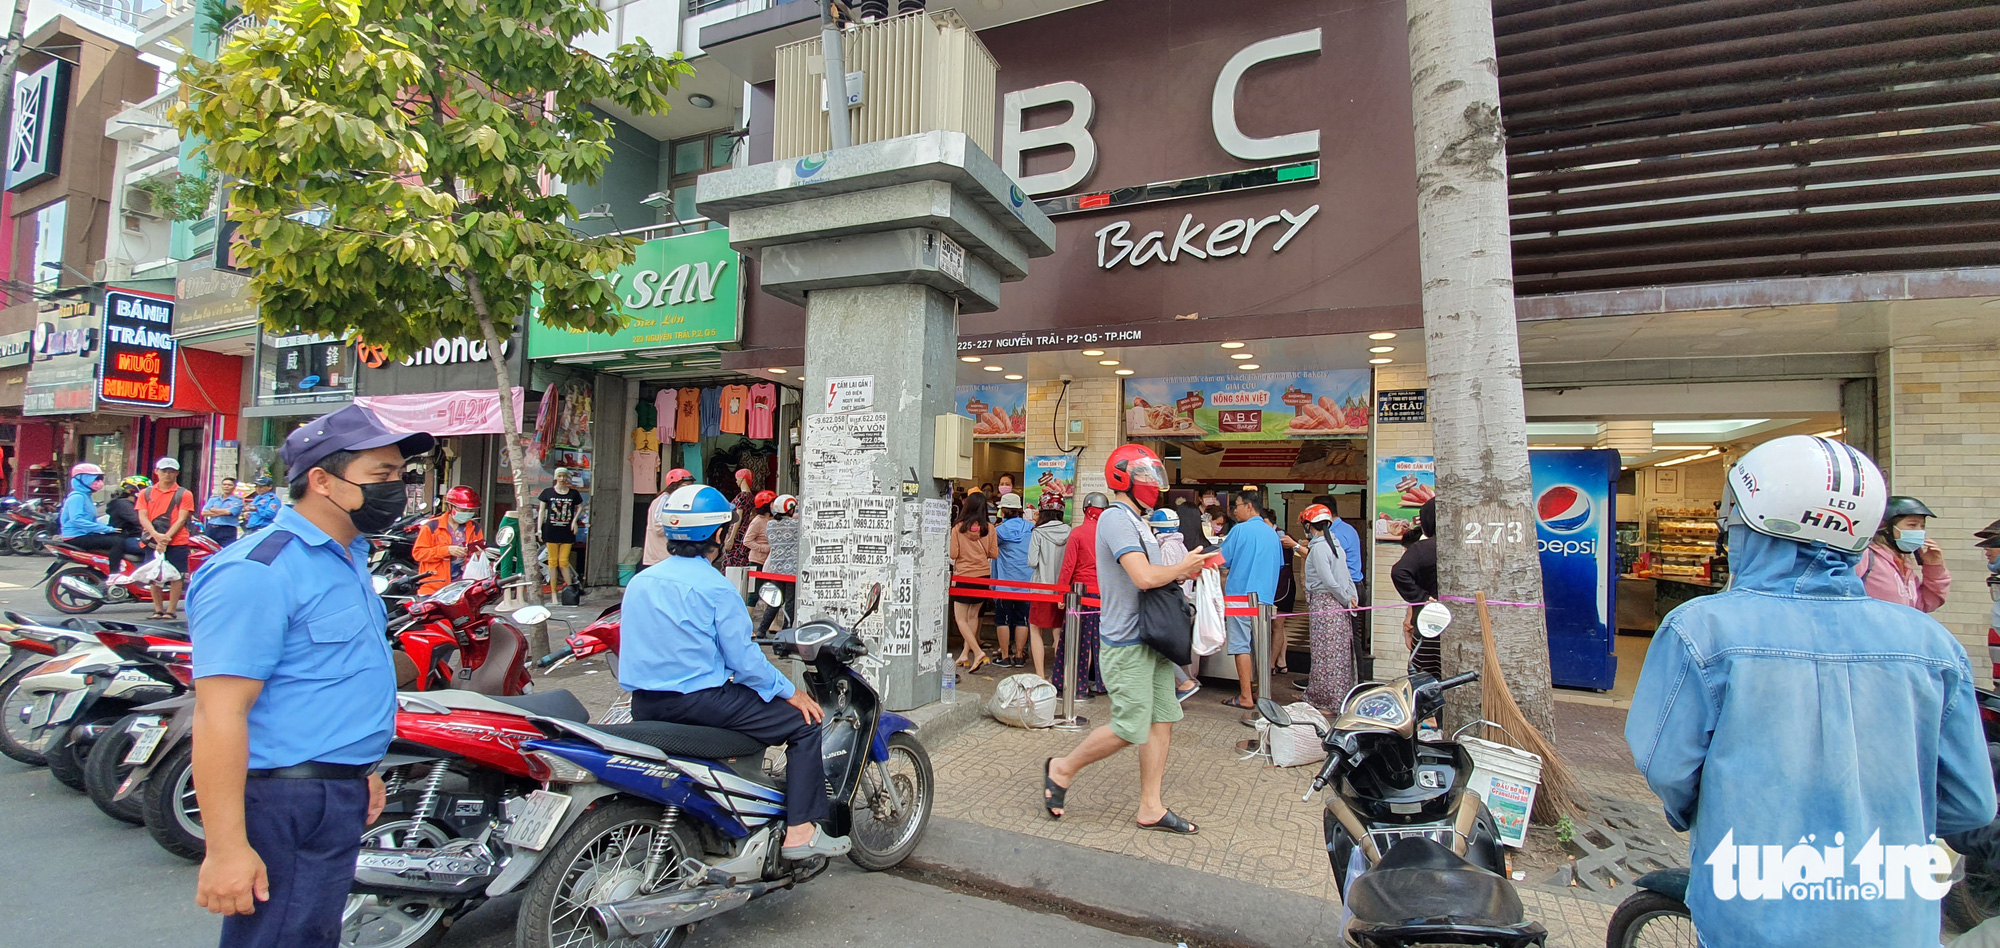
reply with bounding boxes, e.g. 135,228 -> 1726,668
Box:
512,605 -> 552,625
1255,697 -> 1292,727
758,583 -> 783,608
853,583 -> 884,626
1416,602 -> 1452,639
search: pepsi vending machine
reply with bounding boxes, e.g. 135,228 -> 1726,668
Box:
1531,449 -> 1620,690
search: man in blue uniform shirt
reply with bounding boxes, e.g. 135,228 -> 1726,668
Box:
621,484 -> 849,860
186,405 -> 432,948
243,476 -> 282,533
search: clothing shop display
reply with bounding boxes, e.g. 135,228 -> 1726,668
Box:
636,398 -> 657,430
747,383 -> 777,440
630,427 -> 661,495
654,389 -> 678,438
720,384 -> 751,435
700,385 -> 721,438
675,387 -> 701,443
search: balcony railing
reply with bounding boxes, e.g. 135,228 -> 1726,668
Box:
616,217 -> 720,242
60,0 -> 163,29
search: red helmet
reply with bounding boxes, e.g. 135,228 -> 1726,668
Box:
664,468 -> 692,485
1104,444 -> 1167,494
753,490 -> 777,510
445,486 -> 480,509
1299,503 -> 1334,526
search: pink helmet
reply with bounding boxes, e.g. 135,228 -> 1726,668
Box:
70,462 -> 103,479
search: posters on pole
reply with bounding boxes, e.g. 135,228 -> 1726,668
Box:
1025,454 -> 1077,518
1374,456 -> 1435,543
956,383 -> 1027,440
1123,369 -> 1372,440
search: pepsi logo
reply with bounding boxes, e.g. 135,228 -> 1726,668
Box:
1536,485 -> 1594,534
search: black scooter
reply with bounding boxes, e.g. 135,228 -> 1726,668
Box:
1259,602 -> 1546,948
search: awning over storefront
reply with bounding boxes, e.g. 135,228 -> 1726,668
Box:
355,387 -> 524,437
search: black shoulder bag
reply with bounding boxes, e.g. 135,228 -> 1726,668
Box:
1116,507 -> 1196,666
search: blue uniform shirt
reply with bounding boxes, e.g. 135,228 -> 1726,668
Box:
1219,515 -> 1281,600
620,554 -> 795,702
204,493 -> 245,528
187,506 -> 396,770
245,491 -> 283,530
994,516 -> 1033,583
1329,517 -> 1364,584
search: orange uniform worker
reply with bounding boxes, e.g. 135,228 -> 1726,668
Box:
411,486 -> 485,594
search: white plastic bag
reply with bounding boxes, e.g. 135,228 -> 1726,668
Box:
463,552 -> 494,581
1255,701 -> 1330,767
128,554 -> 178,585
1192,568 -> 1226,657
988,673 -> 1059,729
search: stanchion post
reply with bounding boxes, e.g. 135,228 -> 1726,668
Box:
1250,593 -> 1271,705
1054,582 -> 1088,731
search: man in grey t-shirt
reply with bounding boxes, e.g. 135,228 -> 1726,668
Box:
1042,445 -> 1211,834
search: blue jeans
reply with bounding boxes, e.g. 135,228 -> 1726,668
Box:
220,777 -> 369,948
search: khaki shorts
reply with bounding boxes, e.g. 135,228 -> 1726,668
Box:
1101,643 -> 1184,744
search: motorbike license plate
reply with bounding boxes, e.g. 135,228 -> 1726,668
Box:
356,850 -> 410,872
23,694 -> 53,729
501,790 -> 571,851
124,725 -> 167,765
45,691 -> 85,728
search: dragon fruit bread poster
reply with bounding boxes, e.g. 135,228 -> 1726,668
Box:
958,383 -> 1028,440
1123,370 -> 1372,440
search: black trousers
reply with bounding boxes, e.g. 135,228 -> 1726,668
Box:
64,532 -> 126,576
220,776 -> 369,948
632,683 -> 830,827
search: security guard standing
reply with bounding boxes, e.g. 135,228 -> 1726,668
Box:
186,405 -> 433,947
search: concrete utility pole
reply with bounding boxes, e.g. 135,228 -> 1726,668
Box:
699,134 -> 1054,709
820,0 -> 852,149
1404,0 -> 1556,735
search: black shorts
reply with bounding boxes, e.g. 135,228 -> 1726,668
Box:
993,597 -> 1029,627
150,544 -> 190,575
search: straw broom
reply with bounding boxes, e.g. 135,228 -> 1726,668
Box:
1474,591 -> 1585,823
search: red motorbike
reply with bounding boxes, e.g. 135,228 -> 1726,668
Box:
40,535 -> 223,615
387,575 -> 535,696
344,687 -> 594,947
541,604 -> 626,722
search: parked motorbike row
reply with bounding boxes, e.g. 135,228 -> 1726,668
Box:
0,575 -> 934,948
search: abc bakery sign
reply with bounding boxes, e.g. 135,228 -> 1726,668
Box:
1001,29 -> 1327,272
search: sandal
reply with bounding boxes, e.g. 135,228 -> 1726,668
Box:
1043,757 -> 1068,819
1137,810 -> 1199,835
1219,696 -> 1255,710
967,655 -> 990,675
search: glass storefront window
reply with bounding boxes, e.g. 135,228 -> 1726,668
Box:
253,330 -> 355,407
30,201 -> 65,291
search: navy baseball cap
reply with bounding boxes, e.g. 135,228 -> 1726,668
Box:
254,476 -> 273,486
282,405 -> 434,481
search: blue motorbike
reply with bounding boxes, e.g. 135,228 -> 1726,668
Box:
511,585 -> 933,948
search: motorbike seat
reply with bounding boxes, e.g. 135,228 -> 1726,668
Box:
1343,836 -> 1527,929
591,721 -> 769,760
491,689 -> 589,723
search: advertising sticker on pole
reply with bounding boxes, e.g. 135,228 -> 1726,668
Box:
1025,455 -> 1077,519
1374,456 -> 1435,544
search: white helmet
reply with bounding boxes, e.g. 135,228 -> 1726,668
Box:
771,493 -> 798,517
1721,435 -> 1885,554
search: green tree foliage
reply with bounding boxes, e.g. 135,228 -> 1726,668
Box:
177,0 -> 689,636
175,0 -> 688,357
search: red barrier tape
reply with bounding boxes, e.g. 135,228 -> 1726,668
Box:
950,576 -> 1071,593
747,571 -> 795,582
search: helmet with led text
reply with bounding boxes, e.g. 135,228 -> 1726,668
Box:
771,493 -> 799,517
1299,504 -> 1335,527
753,490 -> 777,511
1105,444 -> 1168,508
1721,435 -> 1885,554
659,484 -> 736,542
444,486 -> 480,509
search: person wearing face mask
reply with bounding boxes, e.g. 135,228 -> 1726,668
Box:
1857,495 -> 1951,612
622,484 -> 849,861
58,462 -> 127,576
136,457 -> 198,621
184,404 -> 433,948
412,486 -> 485,595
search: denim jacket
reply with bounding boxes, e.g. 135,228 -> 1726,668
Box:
1627,526 -> 1994,948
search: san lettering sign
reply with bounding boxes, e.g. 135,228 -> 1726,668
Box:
527,228 -> 742,358
7,59 -> 69,192
99,289 -> 177,408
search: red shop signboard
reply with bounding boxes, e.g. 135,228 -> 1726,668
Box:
98,288 -> 177,408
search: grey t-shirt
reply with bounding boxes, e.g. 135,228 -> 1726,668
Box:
1095,502 -> 1163,648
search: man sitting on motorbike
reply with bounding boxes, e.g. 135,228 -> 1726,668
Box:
620,484 -> 850,860
1628,436 -> 1994,948
58,463 -> 126,575
411,486 -> 484,595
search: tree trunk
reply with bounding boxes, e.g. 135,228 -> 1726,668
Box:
1405,1 -> 1553,737
468,274 -> 552,659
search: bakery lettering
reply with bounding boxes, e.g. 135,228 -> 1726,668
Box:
1094,205 -> 1319,270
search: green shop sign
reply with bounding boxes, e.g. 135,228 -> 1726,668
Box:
529,228 -> 741,358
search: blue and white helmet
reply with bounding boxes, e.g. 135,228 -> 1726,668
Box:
1147,508 -> 1180,532
658,484 -> 735,542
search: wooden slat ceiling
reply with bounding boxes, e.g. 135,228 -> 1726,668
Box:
1498,0 -> 2000,295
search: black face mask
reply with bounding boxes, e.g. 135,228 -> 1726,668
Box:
331,475 -> 407,534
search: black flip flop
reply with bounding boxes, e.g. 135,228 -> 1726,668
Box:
1137,810 -> 1199,835
1220,696 -> 1255,710
1043,757 -> 1068,820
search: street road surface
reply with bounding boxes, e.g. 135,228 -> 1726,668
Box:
0,556 -> 1165,948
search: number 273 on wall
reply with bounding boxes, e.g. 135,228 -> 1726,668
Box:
1462,522 -> 1525,545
